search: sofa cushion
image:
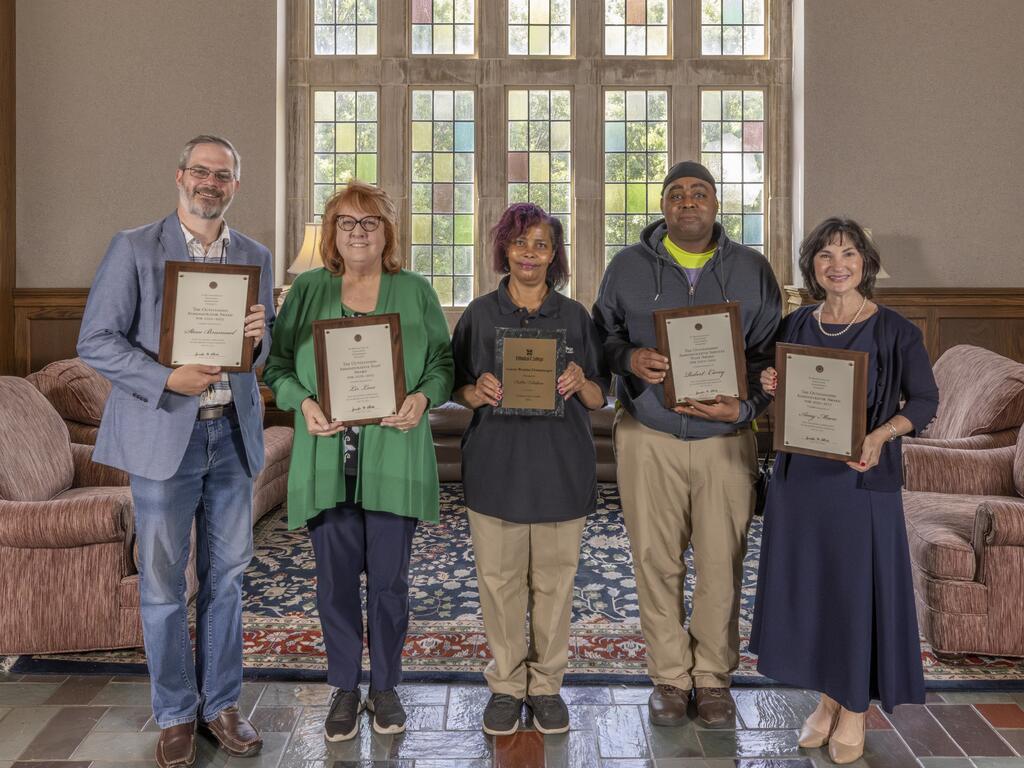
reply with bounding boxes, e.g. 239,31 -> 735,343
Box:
0,377 -> 74,502
26,358 -> 111,427
922,345 -> 1024,440
903,490 -> 988,581
1015,427 -> 1024,498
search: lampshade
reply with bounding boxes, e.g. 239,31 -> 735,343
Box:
288,223 -> 322,275
863,227 -> 890,279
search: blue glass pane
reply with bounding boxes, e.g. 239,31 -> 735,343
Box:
605,122 -> 626,152
454,121 -> 475,151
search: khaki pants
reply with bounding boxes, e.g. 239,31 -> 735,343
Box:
614,410 -> 756,689
468,509 -> 587,698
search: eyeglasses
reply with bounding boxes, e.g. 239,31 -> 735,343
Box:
335,215 -> 382,232
182,166 -> 236,184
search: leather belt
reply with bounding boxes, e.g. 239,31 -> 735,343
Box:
197,404 -> 233,421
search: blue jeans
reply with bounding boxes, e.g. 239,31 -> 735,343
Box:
130,413 -> 253,728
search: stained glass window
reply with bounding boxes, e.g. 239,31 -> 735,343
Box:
411,90 -> 476,307
700,88 -> 765,251
313,0 -> 378,55
604,0 -> 668,56
411,0 -> 475,55
508,0 -> 572,56
507,89 -> 572,269
311,90 -> 378,219
700,0 -> 765,56
603,90 -> 668,264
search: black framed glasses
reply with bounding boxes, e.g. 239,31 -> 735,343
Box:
335,215 -> 382,232
183,166 -> 236,184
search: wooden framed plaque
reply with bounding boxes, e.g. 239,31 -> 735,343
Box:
654,302 -> 748,407
494,327 -> 567,417
312,314 -> 407,426
159,261 -> 261,372
774,343 -> 869,462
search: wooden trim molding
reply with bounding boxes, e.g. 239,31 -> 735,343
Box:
0,0 -> 15,375
784,286 -> 1024,363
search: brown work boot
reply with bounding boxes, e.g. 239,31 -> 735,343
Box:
694,686 -> 735,726
198,705 -> 263,757
156,721 -> 197,768
648,684 -> 690,726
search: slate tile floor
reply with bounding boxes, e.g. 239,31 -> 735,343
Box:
0,674 -> 1023,767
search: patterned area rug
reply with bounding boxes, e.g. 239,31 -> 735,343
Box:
13,484 -> 1024,683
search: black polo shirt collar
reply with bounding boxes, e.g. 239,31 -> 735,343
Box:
496,275 -> 563,318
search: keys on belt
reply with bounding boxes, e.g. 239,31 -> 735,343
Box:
197,403 -> 233,421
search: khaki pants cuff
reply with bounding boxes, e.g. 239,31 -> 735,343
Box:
651,676 -> 693,691
487,683 -> 526,699
693,674 -> 731,689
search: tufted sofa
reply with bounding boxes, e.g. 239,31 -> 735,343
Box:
902,345 -> 1024,658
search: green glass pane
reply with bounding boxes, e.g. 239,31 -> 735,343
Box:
744,90 -> 764,120
605,184 -> 626,213
647,91 -> 667,120
550,152 -> 570,182
454,214 -> 473,244
433,246 -> 453,274
723,91 -> 743,120
314,0 -> 335,24
626,183 -> 647,213
529,153 -> 550,182
335,154 -> 355,183
338,0 -> 357,23
701,122 -> 722,151
529,91 -> 550,119
357,123 -> 376,152
412,183 -> 433,213
455,184 -> 473,213
356,92 -> 377,120
453,153 -> 474,182
412,215 -> 432,244
508,121 -> 529,151
647,184 -> 662,211
412,245 -> 432,274
355,154 -> 376,183
702,0 -> 722,24
314,124 -> 335,153
550,91 -> 571,120
434,153 -> 454,182
605,91 -> 625,121
412,91 -> 433,120
605,246 -> 619,265
528,121 -> 550,151
432,215 -> 452,245
551,0 -> 570,24
626,122 -> 646,152
455,0 -> 474,21
434,122 -> 454,151
435,0 -> 455,23
412,122 -> 432,152
605,214 -> 625,245
647,153 -> 667,180
314,154 -> 334,183
528,184 -> 550,208
722,183 -> 742,213
412,152 -> 433,182
722,214 -> 742,241
648,0 -> 667,24
605,153 -> 626,182
454,245 -> 473,274
335,123 -> 356,152
336,91 -> 356,121
314,91 -> 334,122
606,0 -> 625,25
508,183 -> 529,202
433,276 -> 454,306
549,184 -> 570,213
646,123 -> 667,153
626,214 -> 647,242
509,0 -> 529,24
626,153 -> 646,180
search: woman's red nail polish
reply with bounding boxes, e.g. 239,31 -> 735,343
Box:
860,462 -> 866,466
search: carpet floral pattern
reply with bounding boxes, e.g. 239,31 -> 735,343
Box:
16,484 -> 1024,682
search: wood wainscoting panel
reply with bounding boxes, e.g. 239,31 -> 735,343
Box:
783,287 -> 1024,363
13,288 -> 88,375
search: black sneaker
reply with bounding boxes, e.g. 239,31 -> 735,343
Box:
324,689 -> 362,742
366,688 -> 406,734
526,693 -> 570,734
482,693 -> 523,736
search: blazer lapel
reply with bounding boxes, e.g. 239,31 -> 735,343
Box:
158,212 -> 191,267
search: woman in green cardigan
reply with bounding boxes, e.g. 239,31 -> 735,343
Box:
264,181 -> 453,743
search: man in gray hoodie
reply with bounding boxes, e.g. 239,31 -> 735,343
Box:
593,161 -> 781,727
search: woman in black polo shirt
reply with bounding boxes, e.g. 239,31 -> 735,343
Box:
451,203 -> 610,737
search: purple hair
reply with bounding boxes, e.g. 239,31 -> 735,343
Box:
490,203 -> 570,290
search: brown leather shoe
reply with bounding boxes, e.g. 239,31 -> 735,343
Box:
648,684 -> 690,726
694,687 -> 735,726
198,706 -> 263,757
156,722 -> 197,768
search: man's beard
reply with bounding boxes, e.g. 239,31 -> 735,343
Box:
184,185 -> 232,220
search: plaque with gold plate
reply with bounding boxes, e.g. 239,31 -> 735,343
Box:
494,327 -> 567,417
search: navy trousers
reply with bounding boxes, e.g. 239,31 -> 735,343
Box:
308,480 -> 418,692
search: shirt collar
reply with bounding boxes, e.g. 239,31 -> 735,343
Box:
496,275 -> 562,318
180,221 -> 231,249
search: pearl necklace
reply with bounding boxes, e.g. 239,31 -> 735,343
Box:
816,295 -> 868,337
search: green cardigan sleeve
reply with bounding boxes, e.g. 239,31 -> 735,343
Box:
264,276 -> 315,413
408,277 -> 454,407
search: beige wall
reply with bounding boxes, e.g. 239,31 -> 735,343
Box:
16,0 -> 277,288
802,0 -> 1024,287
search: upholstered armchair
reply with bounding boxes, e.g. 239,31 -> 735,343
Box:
905,345 -> 1024,451
0,376 -> 142,654
903,424 -> 1024,658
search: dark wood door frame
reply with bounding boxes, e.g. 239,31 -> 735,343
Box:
0,0 -> 15,374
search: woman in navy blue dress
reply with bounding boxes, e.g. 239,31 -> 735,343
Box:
750,218 -> 938,765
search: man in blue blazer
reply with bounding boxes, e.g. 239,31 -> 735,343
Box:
78,135 -> 274,768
